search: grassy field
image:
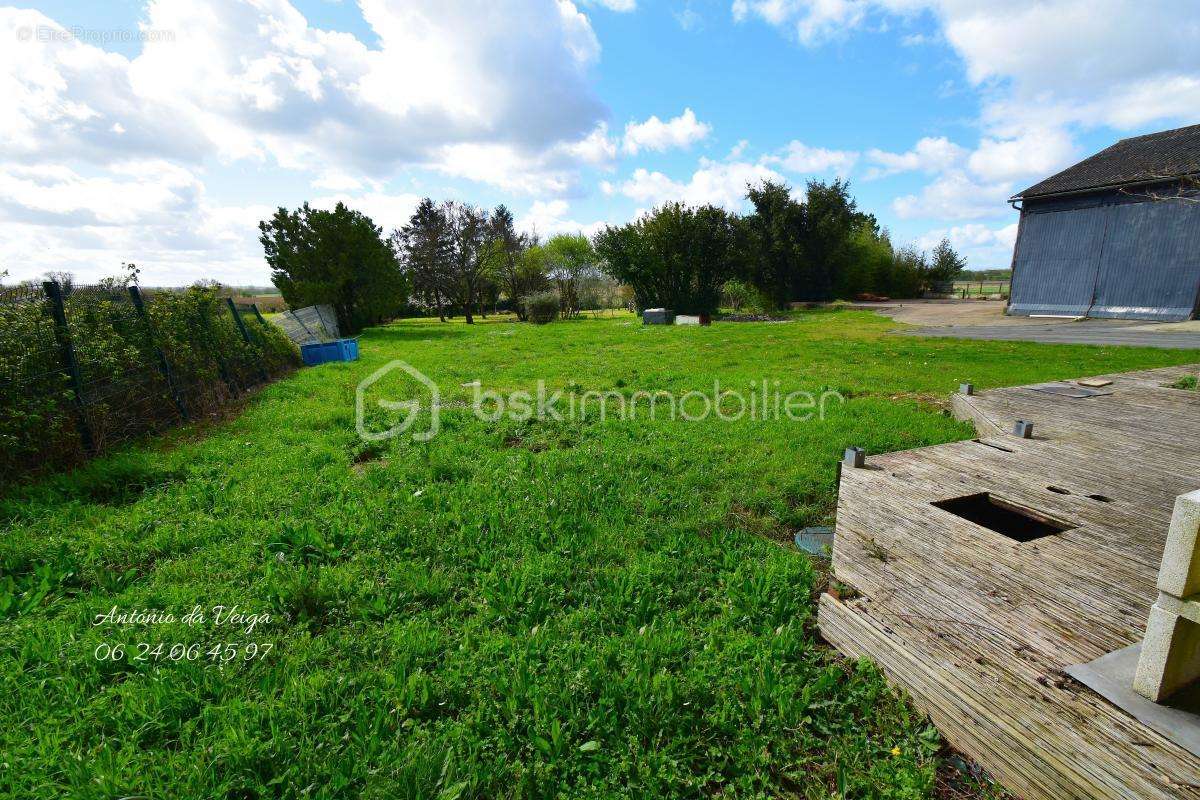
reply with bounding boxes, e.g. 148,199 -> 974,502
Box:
3,310 -> 1195,799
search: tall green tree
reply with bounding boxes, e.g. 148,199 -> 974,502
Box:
544,233 -> 596,319
928,237 -> 967,285
799,179 -> 862,301
260,202 -> 404,334
743,180 -> 804,309
595,202 -> 739,315
512,243 -> 551,320
486,205 -> 538,319
444,201 -> 489,324
392,198 -> 453,321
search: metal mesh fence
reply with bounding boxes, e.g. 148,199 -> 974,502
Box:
273,303 -> 340,345
0,281 -> 301,486
0,283 -> 81,472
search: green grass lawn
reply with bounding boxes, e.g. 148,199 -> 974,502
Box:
3,309 -> 1195,799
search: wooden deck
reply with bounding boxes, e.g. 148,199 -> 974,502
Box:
818,364 -> 1200,799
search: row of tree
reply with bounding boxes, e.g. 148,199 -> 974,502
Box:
258,178 -> 966,331
259,200 -> 616,332
391,200 -> 617,323
597,179 -> 966,314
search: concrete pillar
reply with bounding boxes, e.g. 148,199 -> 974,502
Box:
1134,489 -> 1200,702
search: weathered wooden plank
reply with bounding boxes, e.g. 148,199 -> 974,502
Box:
819,364 -> 1200,800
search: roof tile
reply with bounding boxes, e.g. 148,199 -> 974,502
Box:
1015,124 -> 1200,199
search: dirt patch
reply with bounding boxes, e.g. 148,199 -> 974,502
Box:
720,314 -> 791,323
350,444 -> 389,475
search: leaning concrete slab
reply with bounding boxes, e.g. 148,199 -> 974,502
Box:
1135,490 -> 1200,702
1067,643 -> 1200,758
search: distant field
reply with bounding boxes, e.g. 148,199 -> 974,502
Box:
950,279 -> 1010,298
236,293 -> 289,312
3,310 -> 1194,798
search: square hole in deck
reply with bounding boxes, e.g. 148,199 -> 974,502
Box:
932,492 -> 1074,542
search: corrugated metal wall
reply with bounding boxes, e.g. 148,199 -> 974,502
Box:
1009,188 -> 1200,321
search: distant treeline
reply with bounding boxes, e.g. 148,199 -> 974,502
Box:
959,268 -> 1012,281
597,179 -> 966,314
258,179 -> 968,327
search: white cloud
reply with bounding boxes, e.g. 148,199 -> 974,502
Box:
312,170 -> 371,192
560,122 -> 619,166
518,199 -> 607,237
621,108 -> 711,155
738,0 -> 1200,137
675,6 -> 703,31
619,158 -> 787,210
430,143 -> 575,195
311,190 -> 423,230
0,0 -> 620,284
967,128 -> 1076,183
865,136 -> 965,178
916,222 -> 1017,251
892,170 -> 1013,221
2,1 -> 608,180
732,0 -> 869,45
764,140 -> 858,175
877,127 -> 1075,219
0,161 -> 272,285
915,222 -> 1019,269
582,0 -> 637,10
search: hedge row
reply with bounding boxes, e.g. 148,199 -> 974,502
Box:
0,281 -> 299,487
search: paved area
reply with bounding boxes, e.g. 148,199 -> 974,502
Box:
849,299 -> 1200,349
899,321 -> 1200,349
854,299 -> 1055,328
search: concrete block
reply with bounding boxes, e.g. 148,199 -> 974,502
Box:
675,315 -> 701,326
1134,602 -> 1200,702
1134,488 -> 1200,703
959,383 -> 974,396
1157,489 -> 1200,598
642,308 -> 674,325
843,446 -> 866,468
1013,419 -> 1034,438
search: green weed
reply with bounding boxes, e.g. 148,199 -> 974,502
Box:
1,309 -> 1192,798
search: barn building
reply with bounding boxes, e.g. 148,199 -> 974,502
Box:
1008,124 -> 1200,320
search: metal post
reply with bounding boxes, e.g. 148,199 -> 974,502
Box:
227,298 -> 268,383
43,281 -> 95,454
129,286 -> 187,420
843,446 -> 866,468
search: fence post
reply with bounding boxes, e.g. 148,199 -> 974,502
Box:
227,298 -> 269,383
43,280 -> 95,454
250,303 -> 268,326
129,286 -> 188,420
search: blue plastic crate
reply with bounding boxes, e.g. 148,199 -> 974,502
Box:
300,338 -> 359,366
300,342 -> 325,366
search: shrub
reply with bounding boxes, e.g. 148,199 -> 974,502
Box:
720,280 -> 765,312
0,279 -> 299,486
595,202 -> 739,315
0,286 -> 78,474
523,290 -> 560,324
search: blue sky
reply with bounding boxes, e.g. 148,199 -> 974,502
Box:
2,0 -> 1199,285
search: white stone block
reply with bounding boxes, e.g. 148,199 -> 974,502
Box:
1157,489 -> 1200,598
1134,603 -> 1200,702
